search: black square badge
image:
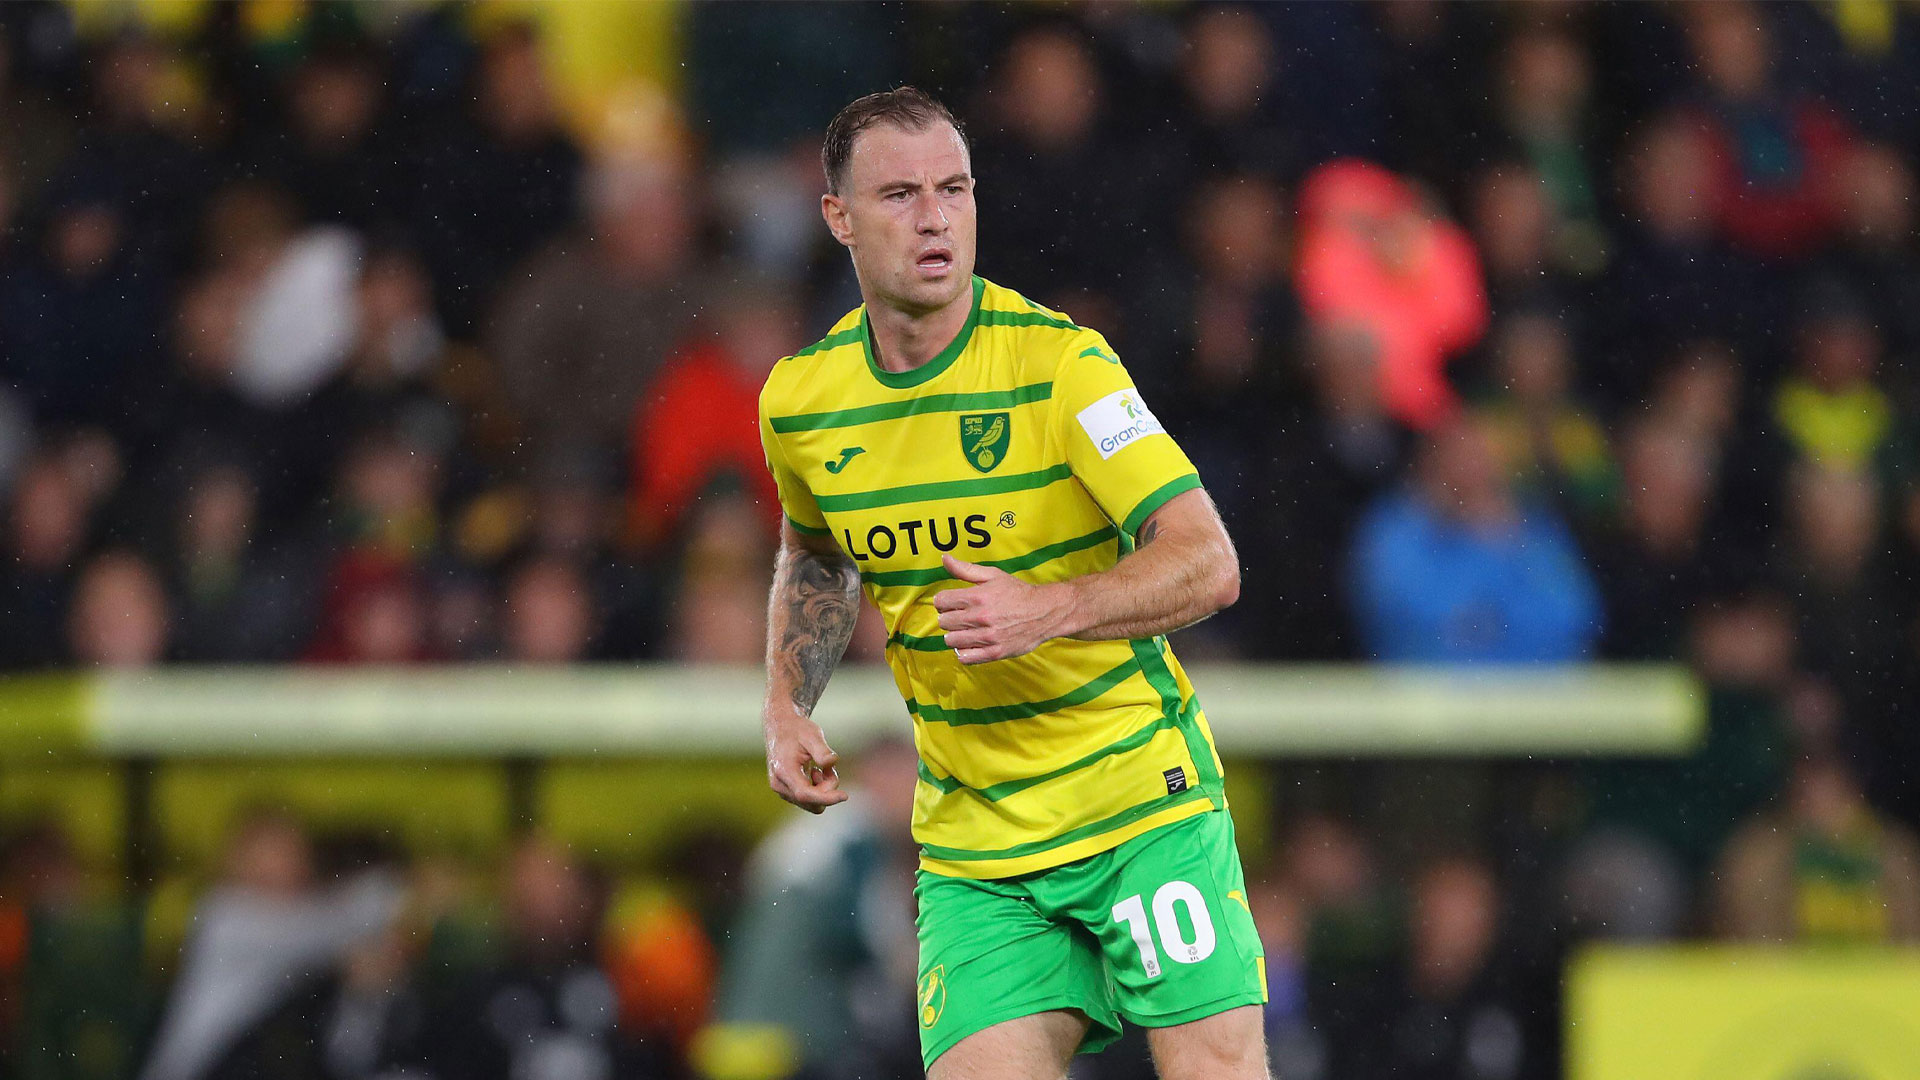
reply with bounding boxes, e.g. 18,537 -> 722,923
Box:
1163,766 -> 1188,794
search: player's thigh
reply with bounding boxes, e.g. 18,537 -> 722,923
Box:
1145,1004 -> 1269,1080
915,870 -> 1121,1075
1071,810 -> 1267,1030
928,1009 -> 1089,1080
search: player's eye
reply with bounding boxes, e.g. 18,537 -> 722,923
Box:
885,190 -> 912,202
942,185 -> 964,196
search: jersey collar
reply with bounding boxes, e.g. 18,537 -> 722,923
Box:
861,275 -> 985,389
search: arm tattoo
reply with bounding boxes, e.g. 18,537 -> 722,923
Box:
772,547 -> 861,716
1135,519 -> 1160,546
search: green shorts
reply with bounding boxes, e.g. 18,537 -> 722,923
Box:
912,807 -> 1267,1070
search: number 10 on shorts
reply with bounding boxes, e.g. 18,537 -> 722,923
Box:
1111,880 -> 1216,978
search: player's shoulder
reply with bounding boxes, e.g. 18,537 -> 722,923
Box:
762,304 -> 866,410
974,278 -> 1117,374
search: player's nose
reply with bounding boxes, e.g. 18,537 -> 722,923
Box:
915,193 -> 949,233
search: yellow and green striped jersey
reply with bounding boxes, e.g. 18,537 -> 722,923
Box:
759,276 -> 1227,879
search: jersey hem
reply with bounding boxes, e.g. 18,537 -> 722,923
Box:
917,796 -> 1215,880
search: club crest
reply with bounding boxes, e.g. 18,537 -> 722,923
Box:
919,965 -> 946,1027
959,412 -> 1010,473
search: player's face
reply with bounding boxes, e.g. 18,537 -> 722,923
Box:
828,121 -> 977,316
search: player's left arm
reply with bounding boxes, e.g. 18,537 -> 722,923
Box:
935,488 -> 1238,664
935,332 -> 1239,665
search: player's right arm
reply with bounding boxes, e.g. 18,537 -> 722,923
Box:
759,378 -> 856,814
762,520 -> 859,814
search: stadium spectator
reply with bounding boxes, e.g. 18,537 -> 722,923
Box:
1150,174 -> 1300,530
706,735 -> 923,1080
164,462 -> 315,663
1714,752 -> 1920,943
1823,143 -> 1920,376
1680,2 -> 1856,261
1372,857 -> 1542,1080
1578,592 -> 1799,895
53,31 -> 202,267
0,185 -> 160,429
1238,857 -> 1320,1080
1250,321 -> 1411,659
0,452 -> 91,668
1281,814 -> 1400,1080
0,820 -> 145,1080
665,492 -> 775,663
235,40 -> 397,230
112,269 -> 284,523
1348,412 -> 1602,663
1294,159 -> 1488,431
1598,116 -> 1768,395
1167,6 -> 1295,185
1485,25 -> 1605,275
1774,462 -> 1902,714
1474,312 -> 1615,523
65,549 -> 169,668
411,20 -> 583,336
420,835 -> 672,1080
1592,422 -> 1720,660
501,556 -> 596,665
140,812 -> 407,1080
1772,286 -> 1898,473
972,25 -> 1150,295
627,273 -> 795,550
487,154 -> 700,470
1467,162 -> 1581,318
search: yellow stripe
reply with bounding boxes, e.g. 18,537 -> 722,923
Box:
917,798 -> 1214,879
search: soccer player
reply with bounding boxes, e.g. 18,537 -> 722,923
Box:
758,88 -> 1268,1080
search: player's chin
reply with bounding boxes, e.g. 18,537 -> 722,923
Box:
898,267 -> 968,304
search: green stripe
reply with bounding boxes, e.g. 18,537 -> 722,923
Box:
769,382 -> 1052,433
919,786 -> 1212,861
791,326 -> 861,359
863,525 -> 1117,587
816,463 -> 1071,513
889,632 -> 949,651
1120,473 -> 1203,540
784,513 -> 831,537
1133,636 -> 1222,792
907,658 -> 1139,726
978,309 -> 1079,331
919,704 -> 1192,802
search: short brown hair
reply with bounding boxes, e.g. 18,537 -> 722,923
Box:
821,86 -> 967,196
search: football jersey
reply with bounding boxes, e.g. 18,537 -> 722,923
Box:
759,276 -> 1226,879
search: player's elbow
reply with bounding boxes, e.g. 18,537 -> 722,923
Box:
1208,553 -> 1241,612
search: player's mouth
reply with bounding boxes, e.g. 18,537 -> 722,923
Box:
914,248 -> 954,277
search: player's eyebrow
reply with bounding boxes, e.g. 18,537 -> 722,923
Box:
874,173 -> 973,195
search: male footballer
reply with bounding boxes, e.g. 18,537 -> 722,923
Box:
758,87 -> 1269,1080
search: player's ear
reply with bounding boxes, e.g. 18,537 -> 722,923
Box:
822,194 -> 854,248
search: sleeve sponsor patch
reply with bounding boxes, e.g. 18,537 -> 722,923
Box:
1075,388 -> 1167,460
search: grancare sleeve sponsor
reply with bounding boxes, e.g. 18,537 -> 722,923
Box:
1051,333 -> 1203,538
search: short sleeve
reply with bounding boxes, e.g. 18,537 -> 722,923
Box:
758,387 -> 830,536
1050,333 -> 1202,540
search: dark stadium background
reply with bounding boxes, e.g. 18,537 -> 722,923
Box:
1,1 -> 1917,1078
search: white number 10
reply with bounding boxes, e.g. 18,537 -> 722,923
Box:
1111,880 -> 1216,978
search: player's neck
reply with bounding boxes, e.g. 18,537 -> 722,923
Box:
865,289 -> 972,374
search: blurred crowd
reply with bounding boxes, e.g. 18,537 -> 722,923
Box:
4,1 -> 1920,1079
